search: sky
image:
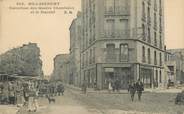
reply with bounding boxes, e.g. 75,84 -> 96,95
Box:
0,0 -> 184,75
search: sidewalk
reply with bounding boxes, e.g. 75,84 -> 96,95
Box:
145,88 -> 183,93
0,105 -> 18,114
65,84 -> 183,94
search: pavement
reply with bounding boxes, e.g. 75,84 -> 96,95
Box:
0,85 -> 184,114
0,105 -> 18,114
65,84 -> 184,94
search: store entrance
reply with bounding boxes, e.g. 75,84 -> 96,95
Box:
103,67 -> 132,90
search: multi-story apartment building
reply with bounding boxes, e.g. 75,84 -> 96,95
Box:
51,54 -> 70,83
167,49 -> 184,83
69,12 -> 82,87
164,50 -> 176,86
80,0 -> 165,90
0,0 -> 2,41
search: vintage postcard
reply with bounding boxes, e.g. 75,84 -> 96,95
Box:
0,0 -> 184,114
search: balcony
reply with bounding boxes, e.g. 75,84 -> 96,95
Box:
104,7 -> 129,16
102,29 -> 130,38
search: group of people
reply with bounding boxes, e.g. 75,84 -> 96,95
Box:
128,79 -> 144,101
0,81 -> 24,105
108,79 -> 121,93
22,81 -> 39,112
46,82 -> 65,96
0,80 -> 39,112
0,79 -> 65,112
107,79 -> 144,102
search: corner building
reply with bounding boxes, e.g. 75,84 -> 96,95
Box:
81,0 -> 165,89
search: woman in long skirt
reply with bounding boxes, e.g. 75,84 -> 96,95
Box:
33,89 -> 39,112
16,81 -> 23,107
108,81 -> 113,93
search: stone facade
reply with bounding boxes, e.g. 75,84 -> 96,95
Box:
167,49 -> 184,83
0,0 -> 2,41
164,51 -> 177,86
80,0 -> 165,90
0,43 -> 43,76
51,54 -> 70,83
69,12 -> 82,87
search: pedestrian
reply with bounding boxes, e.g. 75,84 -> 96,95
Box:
108,80 -> 113,93
112,80 -> 115,92
128,82 -> 136,101
82,81 -> 87,94
23,83 -> 29,106
114,79 -> 118,92
16,81 -> 23,107
115,79 -> 120,92
57,84 -> 64,96
8,82 -> 15,105
32,88 -> 39,112
136,79 -> 144,101
28,81 -> 38,112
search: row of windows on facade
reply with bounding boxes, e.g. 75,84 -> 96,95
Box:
82,44 -> 128,66
146,0 -> 163,15
141,69 -> 162,84
142,0 -> 163,49
82,18 -> 129,51
82,44 -> 129,68
104,0 -> 129,15
142,46 -> 162,66
82,44 -> 163,68
103,19 -> 129,37
104,0 -> 162,15
82,8 -> 96,50
82,32 -> 96,51
84,3 -> 95,25
82,20 -> 128,50
82,48 -> 96,68
142,0 -> 163,32
142,24 -> 163,49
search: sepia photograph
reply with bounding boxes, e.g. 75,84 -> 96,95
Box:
0,0 -> 184,114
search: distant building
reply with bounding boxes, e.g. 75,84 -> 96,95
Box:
51,54 -> 69,82
167,49 -> 184,83
0,0 -> 2,40
80,0 -> 165,90
0,42 -> 43,77
69,12 -> 82,87
164,50 -> 176,85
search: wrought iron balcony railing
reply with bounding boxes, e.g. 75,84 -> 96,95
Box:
104,7 -> 129,16
102,29 -> 130,38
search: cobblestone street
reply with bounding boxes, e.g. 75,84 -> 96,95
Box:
15,88 -> 184,114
